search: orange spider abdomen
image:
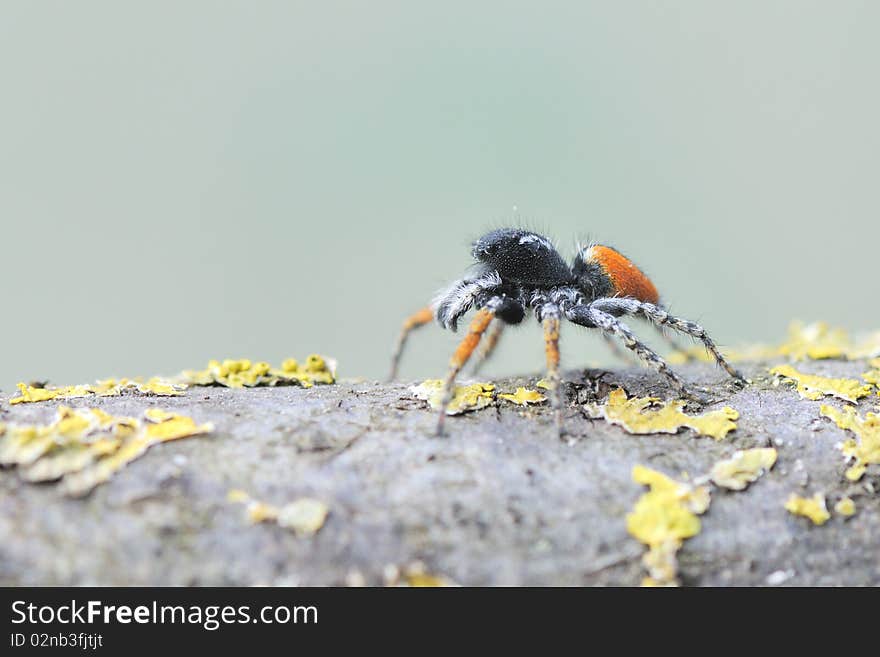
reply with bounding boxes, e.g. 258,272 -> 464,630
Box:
586,245 -> 660,304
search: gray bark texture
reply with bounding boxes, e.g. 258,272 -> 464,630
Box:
1,359 -> 878,586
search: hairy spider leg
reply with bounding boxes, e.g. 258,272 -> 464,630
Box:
388,305 -> 435,381
541,312 -> 565,435
649,322 -> 696,360
436,308 -> 495,436
470,319 -> 505,375
590,298 -> 744,382
568,306 -> 689,396
594,313 -> 689,365
601,332 -> 637,364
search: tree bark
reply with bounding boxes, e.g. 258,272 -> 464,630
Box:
1,359 -> 877,586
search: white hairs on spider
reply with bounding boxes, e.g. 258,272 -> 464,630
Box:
432,268 -> 502,331
517,233 -> 554,250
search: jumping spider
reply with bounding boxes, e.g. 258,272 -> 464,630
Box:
389,228 -> 745,435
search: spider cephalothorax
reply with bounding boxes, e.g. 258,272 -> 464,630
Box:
389,228 -> 744,435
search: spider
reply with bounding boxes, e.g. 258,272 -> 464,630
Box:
389,228 -> 745,436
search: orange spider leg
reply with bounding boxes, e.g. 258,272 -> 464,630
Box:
542,316 -> 564,435
388,305 -> 435,381
436,308 -> 495,435
470,319 -> 505,375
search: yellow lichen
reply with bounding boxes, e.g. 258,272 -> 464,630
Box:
819,404 -> 880,481
20,436 -> 120,483
583,388 -> 738,441
0,407 -> 212,495
277,498 -> 330,536
778,321 -> 850,360
627,465 -> 711,587
143,408 -> 178,423
639,540 -> 682,587
770,365 -> 873,403
229,492 -> 329,535
178,355 -> 336,389
710,448 -> 777,490
136,378 -> 186,396
62,411 -> 212,496
668,322 -> 880,365
404,573 -> 453,587
410,380 -> 496,415
784,493 -> 830,526
142,413 -> 212,442
246,501 -> 279,523
0,407 -> 134,469
834,497 -> 856,517
388,562 -> 456,587
224,490 -> 279,522
226,489 -> 250,503
775,322 -> 880,361
10,383 -> 92,404
862,359 -> 880,387
9,378 -> 185,405
0,424 -> 56,467
497,387 -> 547,406
848,333 -> 880,360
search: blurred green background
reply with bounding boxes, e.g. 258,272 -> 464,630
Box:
2,1 -> 878,390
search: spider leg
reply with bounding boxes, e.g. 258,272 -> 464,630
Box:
591,298 -> 744,382
540,309 -> 565,436
388,305 -> 435,382
602,332 -> 637,364
568,305 -> 690,396
649,322 -> 694,359
435,308 -> 495,436
470,319 -> 505,375
434,268 -> 502,331
599,319 -> 685,365
598,316 -> 688,364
